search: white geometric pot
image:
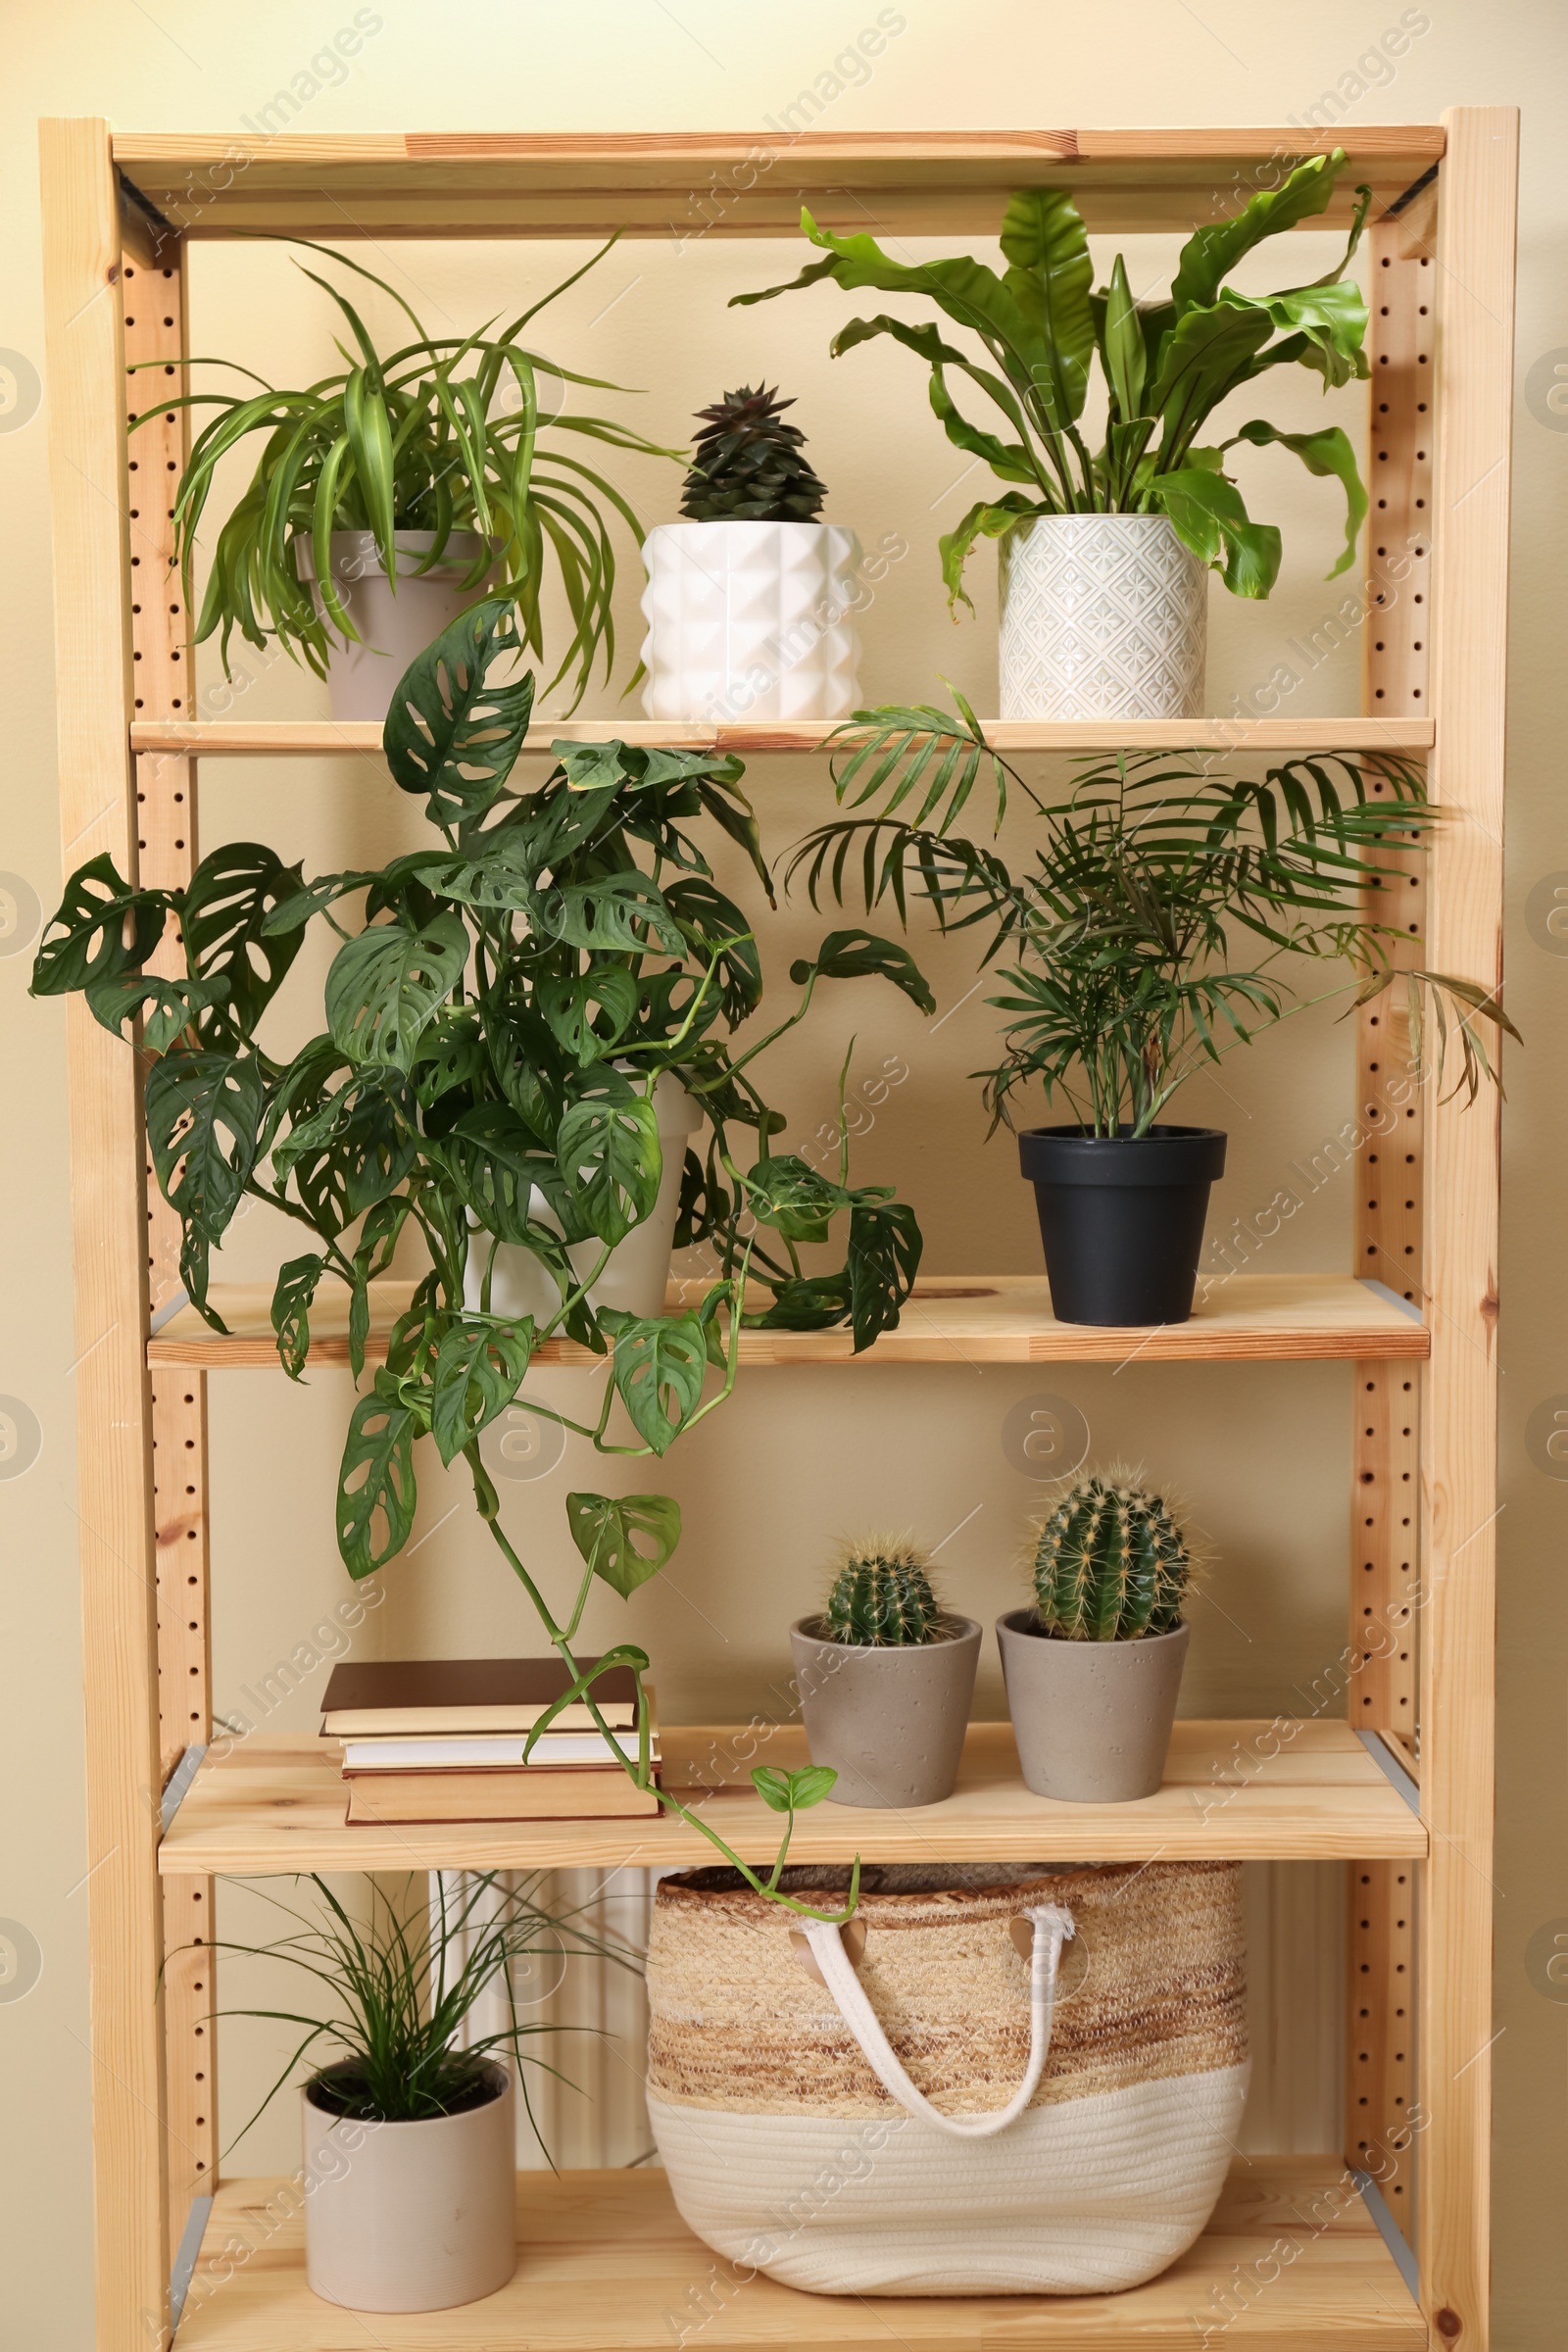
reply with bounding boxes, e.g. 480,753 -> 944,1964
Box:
640,520 -> 862,723
463,1071 -> 701,1325
297,530 -> 498,724
998,514 -> 1206,721
302,2064 -> 515,2312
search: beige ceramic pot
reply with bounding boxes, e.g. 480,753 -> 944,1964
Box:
790,1615 -> 982,1807
996,1610 -> 1190,1802
296,529 -> 498,722
302,2062 -> 516,2312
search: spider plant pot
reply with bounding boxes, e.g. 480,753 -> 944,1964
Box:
463,1071 -> 701,1324
997,1612 -> 1191,1803
302,2062 -> 516,2312
998,515 -> 1207,722
1019,1125 -> 1227,1328
297,531 -> 498,722
789,1615 -> 982,1807
639,521 -> 862,723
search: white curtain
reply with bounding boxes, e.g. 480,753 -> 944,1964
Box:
435,1867 -> 657,2170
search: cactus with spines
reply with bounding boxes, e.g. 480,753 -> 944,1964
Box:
1031,1474 -> 1192,1642
824,1535 -> 943,1646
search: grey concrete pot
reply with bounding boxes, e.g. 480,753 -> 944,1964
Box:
996,1609 -> 1190,1802
297,530 -> 499,722
790,1616 -> 982,1807
302,2062 -> 515,2312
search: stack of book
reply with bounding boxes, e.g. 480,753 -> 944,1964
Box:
320,1657 -> 661,1824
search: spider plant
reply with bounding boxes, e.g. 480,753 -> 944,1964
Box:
193,1871 -> 637,2148
789,702 -> 1517,1136
736,150 -> 1372,609
146,235 -> 675,709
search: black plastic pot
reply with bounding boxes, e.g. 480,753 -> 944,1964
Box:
1018,1125 -> 1227,1327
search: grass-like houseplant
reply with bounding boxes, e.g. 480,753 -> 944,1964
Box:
31,604 -> 937,1916
736,152 -> 1374,720
997,1472 -> 1197,1802
791,1536 -> 981,1808
640,383 -> 862,723
153,236 -> 672,718
788,703 -> 1515,1325
190,1871 -> 633,2313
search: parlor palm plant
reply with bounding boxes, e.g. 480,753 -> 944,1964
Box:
789,700 -> 1515,1322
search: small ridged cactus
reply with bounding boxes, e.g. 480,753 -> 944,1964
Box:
824,1536 -> 942,1646
1032,1474 -> 1192,1642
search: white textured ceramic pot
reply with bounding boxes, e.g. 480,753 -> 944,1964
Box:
640,520 -> 862,723
998,514 -> 1206,721
297,530 -> 497,723
302,2063 -> 515,2313
463,1070 -> 701,1325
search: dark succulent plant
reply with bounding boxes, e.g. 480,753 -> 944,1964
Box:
680,384 -> 827,523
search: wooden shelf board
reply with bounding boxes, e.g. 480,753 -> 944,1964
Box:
115,127 -> 1444,243
171,2157 -> 1423,2349
158,1722 -> 1426,1878
147,1272 -> 1430,1372
130,716 -> 1437,759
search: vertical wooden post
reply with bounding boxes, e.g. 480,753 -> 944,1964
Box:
1418,105 -> 1516,2351
1346,200 -> 1433,2227
39,119 -> 171,2351
121,220 -> 221,2251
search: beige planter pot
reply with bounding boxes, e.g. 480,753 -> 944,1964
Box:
998,514 -> 1206,720
298,529 -> 498,723
997,1610 -> 1190,1802
302,2064 -> 516,2313
790,1615 -> 982,1807
463,1071 -> 701,1324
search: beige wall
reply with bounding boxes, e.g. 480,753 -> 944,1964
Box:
2,6 -> 1563,2344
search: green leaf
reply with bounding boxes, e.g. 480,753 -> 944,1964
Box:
325,912 -> 468,1071
1170,150 -> 1344,315
31,854 -> 168,998
997,186 -> 1095,431
598,1308 -> 708,1455
430,1317 -> 535,1467
564,1491 -> 682,1598
180,842 -> 307,1044
536,967 -> 640,1065
940,497 -> 1041,612
270,1068 -> 417,1235
382,598 -> 535,831
144,1048 -> 267,1248
846,1197 -> 922,1352
537,870 -> 684,956
752,1764 -> 837,1813
440,1101 -> 557,1247
337,1372 -> 419,1578
1098,253 -> 1147,421
82,971 -> 228,1053
743,1153 -> 843,1246
556,1084 -> 662,1247
271,1252 -> 328,1380
1224,277 -> 1369,391
791,926 -> 937,1016
1146,302 -> 1273,461
1227,417 -> 1367,577
1150,465 -> 1282,598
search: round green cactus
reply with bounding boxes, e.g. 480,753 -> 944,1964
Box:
1031,1474 -> 1192,1642
824,1536 -> 942,1646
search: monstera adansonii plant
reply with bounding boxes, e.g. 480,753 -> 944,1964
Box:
33,601 -> 934,1913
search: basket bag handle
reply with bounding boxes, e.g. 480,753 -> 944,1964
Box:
800,1902 -> 1075,2141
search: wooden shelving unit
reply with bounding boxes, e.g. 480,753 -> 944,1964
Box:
39,113 -> 1513,2352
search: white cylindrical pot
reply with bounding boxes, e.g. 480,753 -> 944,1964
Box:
465,1071 -> 701,1324
998,514 -> 1206,721
298,530 -> 498,723
302,2064 -> 515,2313
639,519 -> 862,723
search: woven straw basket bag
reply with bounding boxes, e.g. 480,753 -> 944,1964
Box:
645,1859 -> 1249,2296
